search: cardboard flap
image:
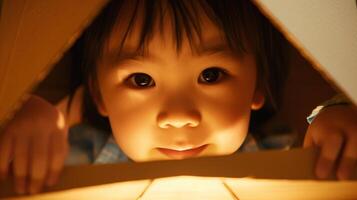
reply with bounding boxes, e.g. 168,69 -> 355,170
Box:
0,0 -> 108,126
0,148 -> 317,197
253,0 -> 357,104
1,148 -> 356,199
0,1 -> 357,199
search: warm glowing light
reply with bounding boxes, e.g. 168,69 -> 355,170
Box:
223,178 -> 357,200
10,180 -> 151,200
138,176 -> 235,200
1,149 -> 356,199
5,176 -> 357,200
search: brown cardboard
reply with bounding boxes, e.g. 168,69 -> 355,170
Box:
0,0 -> 357,199
0,0 -> 108,127
0,0 -> 2,17
252,0 -> 357,104
0,148 -> 356,199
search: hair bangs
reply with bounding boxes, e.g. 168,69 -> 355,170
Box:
82,0 -> 274,82
112,0 -> 206,55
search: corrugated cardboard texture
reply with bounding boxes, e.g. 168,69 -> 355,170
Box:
0,0 -> 108,127
253,0 -> 357,104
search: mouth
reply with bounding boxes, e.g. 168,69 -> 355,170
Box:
157,144 -> 208,159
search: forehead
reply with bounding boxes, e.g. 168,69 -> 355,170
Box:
104,0 -> 227,57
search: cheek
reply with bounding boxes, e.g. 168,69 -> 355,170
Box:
98,77 -> 159,160
107,100 -> 156,161
98,67 -> 157,129
202,99 -> 252,155
199,77 -> 257,154
201,78 -> 256,128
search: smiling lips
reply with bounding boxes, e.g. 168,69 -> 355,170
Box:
157,144 -> 208,159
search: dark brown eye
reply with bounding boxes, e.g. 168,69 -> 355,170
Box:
198,67 -> 225,84
127,73 -> 155,88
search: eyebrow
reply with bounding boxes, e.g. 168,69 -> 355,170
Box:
195,42 -> 231,56
109,40 -> 231,66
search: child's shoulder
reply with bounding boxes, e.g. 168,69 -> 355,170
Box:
65,123 -> 128,165
239,132 -> 295,152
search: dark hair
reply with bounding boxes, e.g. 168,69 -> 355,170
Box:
69,0 -> 289,134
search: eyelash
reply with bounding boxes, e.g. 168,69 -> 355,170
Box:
125,73 -> 156,89
198,67 -> 227,84
124,67 -> 228,89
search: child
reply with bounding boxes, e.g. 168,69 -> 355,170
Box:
0,0 -> 356,195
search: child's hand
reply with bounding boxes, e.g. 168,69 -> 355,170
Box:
304,104 -> 357,180
0,95 -> 69,194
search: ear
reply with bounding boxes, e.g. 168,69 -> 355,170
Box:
95,95 -> 108,117
88,78 -> 108,116
251,89 -> 265,110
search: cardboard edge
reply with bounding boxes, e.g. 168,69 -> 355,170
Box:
251,0 -> 354,105
0,0 -> 109,128
0,148 -> 322,198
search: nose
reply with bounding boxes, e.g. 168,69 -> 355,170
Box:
157,111 -> 201,128
157,88 -> 201,129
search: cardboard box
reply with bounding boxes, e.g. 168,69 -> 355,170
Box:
0,0 -> 109,127
0,148 -> 356,200
0,0 -> 356,199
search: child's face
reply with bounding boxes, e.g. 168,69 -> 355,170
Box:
93,2 -> 264,161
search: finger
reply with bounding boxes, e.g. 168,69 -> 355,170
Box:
13,137 -> 30,194
315,133 -> 344,179
0,134 -> 14,180
337,138 -> 357,180
46,132 -> 68,187
28,134 -> 50,194
303,126 -> 315,148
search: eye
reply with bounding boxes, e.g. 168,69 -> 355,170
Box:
126,73 -> 155,88
198,67 -> 226,84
